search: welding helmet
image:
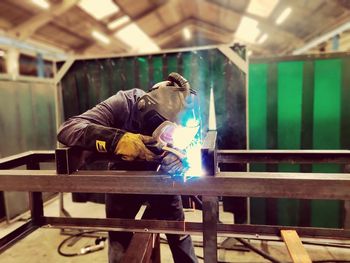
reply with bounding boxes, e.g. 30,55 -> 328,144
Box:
136,72 -> 201,143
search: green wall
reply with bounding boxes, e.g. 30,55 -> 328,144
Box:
249,55 -> 350,227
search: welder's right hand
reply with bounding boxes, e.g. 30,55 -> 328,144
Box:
161,153 -> 184,175
114,132 -> 158,161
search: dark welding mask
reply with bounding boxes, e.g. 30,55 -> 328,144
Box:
136,73 -> 201,145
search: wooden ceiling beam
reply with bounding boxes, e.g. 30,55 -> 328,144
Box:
51,6 -> 129,53
114,0 -> 170,21
282,10 -> 350,54
8,0 -> 80,40
203,0 -> 304,48
156,19 -> 233,47
0,18 -> 13,30
153,18 -> 232,41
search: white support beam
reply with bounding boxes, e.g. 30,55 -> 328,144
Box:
218,46 -> 247,74
8,0 -> 80,40
5,48 -> 19,80
293,21 -> 350,55
54,57 -> 75,85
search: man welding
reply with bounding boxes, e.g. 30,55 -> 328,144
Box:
57,72 -> 199,263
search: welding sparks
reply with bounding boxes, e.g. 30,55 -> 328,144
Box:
183,140 -> 203,180
172,119 -> 200,149
171,118 -> 204,180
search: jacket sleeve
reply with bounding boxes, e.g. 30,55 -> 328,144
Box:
57,91 -> 131,153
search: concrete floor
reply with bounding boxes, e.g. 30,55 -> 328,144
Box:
1,194 -> 350,262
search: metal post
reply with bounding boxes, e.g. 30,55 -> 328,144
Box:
55,147 -> 78,218
26,161 -> 43,226
201,131 -> 218,262
202,196 -> 218,263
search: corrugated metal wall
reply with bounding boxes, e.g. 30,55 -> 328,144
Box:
0,78 -> 56,219
249,54 -> 350,228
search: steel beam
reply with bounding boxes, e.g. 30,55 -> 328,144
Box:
0,170 -> 349,200
42,217 -> 350,240
0,151 -> 55,169
201,131 -> 218,262
217,150 -> 350,164
202,196 -> 218,263
26,162 -> 44,226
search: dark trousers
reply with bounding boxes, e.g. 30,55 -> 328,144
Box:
106,193 -> 198,263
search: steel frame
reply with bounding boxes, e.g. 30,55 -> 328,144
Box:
1,132 -> 350,262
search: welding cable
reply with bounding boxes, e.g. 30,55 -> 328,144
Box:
57,231 -> 106,257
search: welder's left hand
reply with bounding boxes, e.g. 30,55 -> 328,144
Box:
161,153 -> 185,175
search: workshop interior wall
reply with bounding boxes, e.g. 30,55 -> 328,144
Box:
0,78 -> 56,220
249,55 -> 350,228
0,79 -> 56,157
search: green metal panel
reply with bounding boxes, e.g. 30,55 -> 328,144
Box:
181,52 -> 192,81
312,59 -> 342,228
249,63 -> 268,224
249,55 -> 349,228
298,61 -> 315,226
137,56 -> 150,91
100,60 -> 112,100
277,61 -> 303,226
341,58 -> 350,149
152,56 -> 163,83
166,53 -> 178,74
124,58 -> 135,90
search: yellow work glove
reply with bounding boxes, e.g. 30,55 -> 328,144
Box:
114,132 -> 157,161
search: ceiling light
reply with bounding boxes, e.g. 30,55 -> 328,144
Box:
114,23 -> 160,53
31,0 -> 50,9
257,33 -> 268,44
92,30 -> 110,44
247,0 -> 279,18
108,16 -> 130,30
78,0 -> 119,20
0,50 -> 5,57
276,7 -> 292,25
235,16 -> 260,43
183,27 -> 191,40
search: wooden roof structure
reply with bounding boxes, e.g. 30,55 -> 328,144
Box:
0,0 -> 349,57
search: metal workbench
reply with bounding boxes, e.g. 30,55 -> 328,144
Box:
0,131 -> 350,262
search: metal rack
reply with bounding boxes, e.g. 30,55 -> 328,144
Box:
1,131 -> 350,262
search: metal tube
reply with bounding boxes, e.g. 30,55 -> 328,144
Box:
42,217 -> 350,240
217,150 -> 350,164
0,170 -> 349,200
